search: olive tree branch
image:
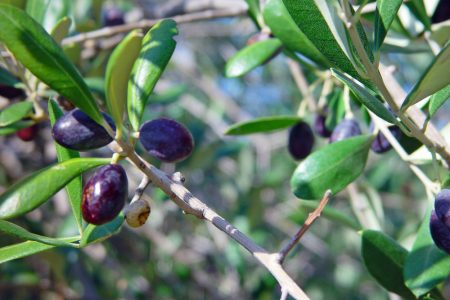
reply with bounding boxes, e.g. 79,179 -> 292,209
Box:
276,190 -> 332,265
113,145 -> 309,299
62,7 -> 247,46
340,0 -> 450,168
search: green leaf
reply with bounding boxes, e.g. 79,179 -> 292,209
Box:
331,69 -> 398,124
291,135 -> 373,200
0,4 -> 103,125
50,17 -> 72,45
245,0 -> 261,27
0,0 -> 26,9
282,0 -> 372,83
325,89 -> 345,131
0,101 -> 33,126
402,43 -> 450,110
298,200 -> 361,230
225,38 -> 282,78
361,230 -> 416,300
0,158 -> 109,219
80,214 -> 123,246
128,19 -> 178,131
26,0 -> 72,33
105,30 -> 143,129
48,99 -> 82,233
263,0 -> 329,67
428,85 -> 450,118
0,219 -> 78,247
404,209 -> 450,297
0,237 -> 79,264
373,0 -> 403,53
0,66 -> 19,86
0,120 -> 34,135
405,0 -> 431,30
225,115 -> 301,135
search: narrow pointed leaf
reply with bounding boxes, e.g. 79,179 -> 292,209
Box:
404,209 -> 450,297
402,43 -> 450,110
282,0 -> 373,83
263,0 -> 329,67
226,38 -> 282,77
225,115 -> 301,135
245,0 -> 261,27
373,0 -> 403,52
26,0 -> 72,32
362,230 -> 416,299
0,120 -> 34,135
291,135 -> 373,200
0,219 -> 78,247
48,99 -> 82,232
0,158 -> 109,219
80,214 -> 123,246
428,85 -> 450,118
105,30 -> 143,128
0,4 -> 103,124
331,69 -> 398,124
405,0 -> 431,30
0,237 -> 79,264
50,17 -> 72,45
0,101 -> 33,126
128,19 -> 178,131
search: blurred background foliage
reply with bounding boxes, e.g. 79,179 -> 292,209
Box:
0,0 -> 449,299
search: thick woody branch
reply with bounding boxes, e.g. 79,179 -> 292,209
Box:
121,148 -> 309,299
276,190 -> 332,264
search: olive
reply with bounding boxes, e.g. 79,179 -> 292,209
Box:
329,119 -> 361,143
139,118 -> 194,163
82,164 -> 128,225
288,121 -> 314,160
52,109 -> 115,151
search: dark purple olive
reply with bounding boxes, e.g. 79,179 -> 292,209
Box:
435,189 -> 450,228
314,114 -> 332,138
288,121 -> 314,160
371,126 -> 402,154
0,84 -> 25,99
102,7 -> 125,27
52,109 -> 115,151
329,119 -> 361,143
139,118 -> 194,163
430,210 -> 450,254
16,125 -> 38,141
82,164 -> 127,225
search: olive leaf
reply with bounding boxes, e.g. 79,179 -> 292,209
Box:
225,115 -> 301,135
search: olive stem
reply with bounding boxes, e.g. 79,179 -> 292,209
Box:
130,176 -> 151,204
276,190 -> 332,264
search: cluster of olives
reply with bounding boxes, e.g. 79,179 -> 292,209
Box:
51,108 -> 194,226
430,189 -> 450,253
287,109 -> 401,160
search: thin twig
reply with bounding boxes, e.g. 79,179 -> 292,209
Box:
276,190 -> 332,264
287,59 -> 317,112
130,175 -> 151,204
62,7 -> 247,46
119,147 -> 309,299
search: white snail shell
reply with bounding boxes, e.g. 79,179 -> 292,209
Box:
124,199 -> 151,228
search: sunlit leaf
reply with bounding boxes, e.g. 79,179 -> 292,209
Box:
291,135 -> 373,200
428,85 -> 450,118
402,44 -> 450,110
0,120 -> 34,135
263,0 -> 329,67
50,17 -> 72,45
225,115 -> 301,135
105,30 -> 143,129
225,38 -> 282,78
0,4 -> 103,124
331,69 -> 398,124
128,19 -> 178,131
373,0 -> 403,52
0,158 -> 109,219
80,214 -> 124,246
0,101 -> 33,126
